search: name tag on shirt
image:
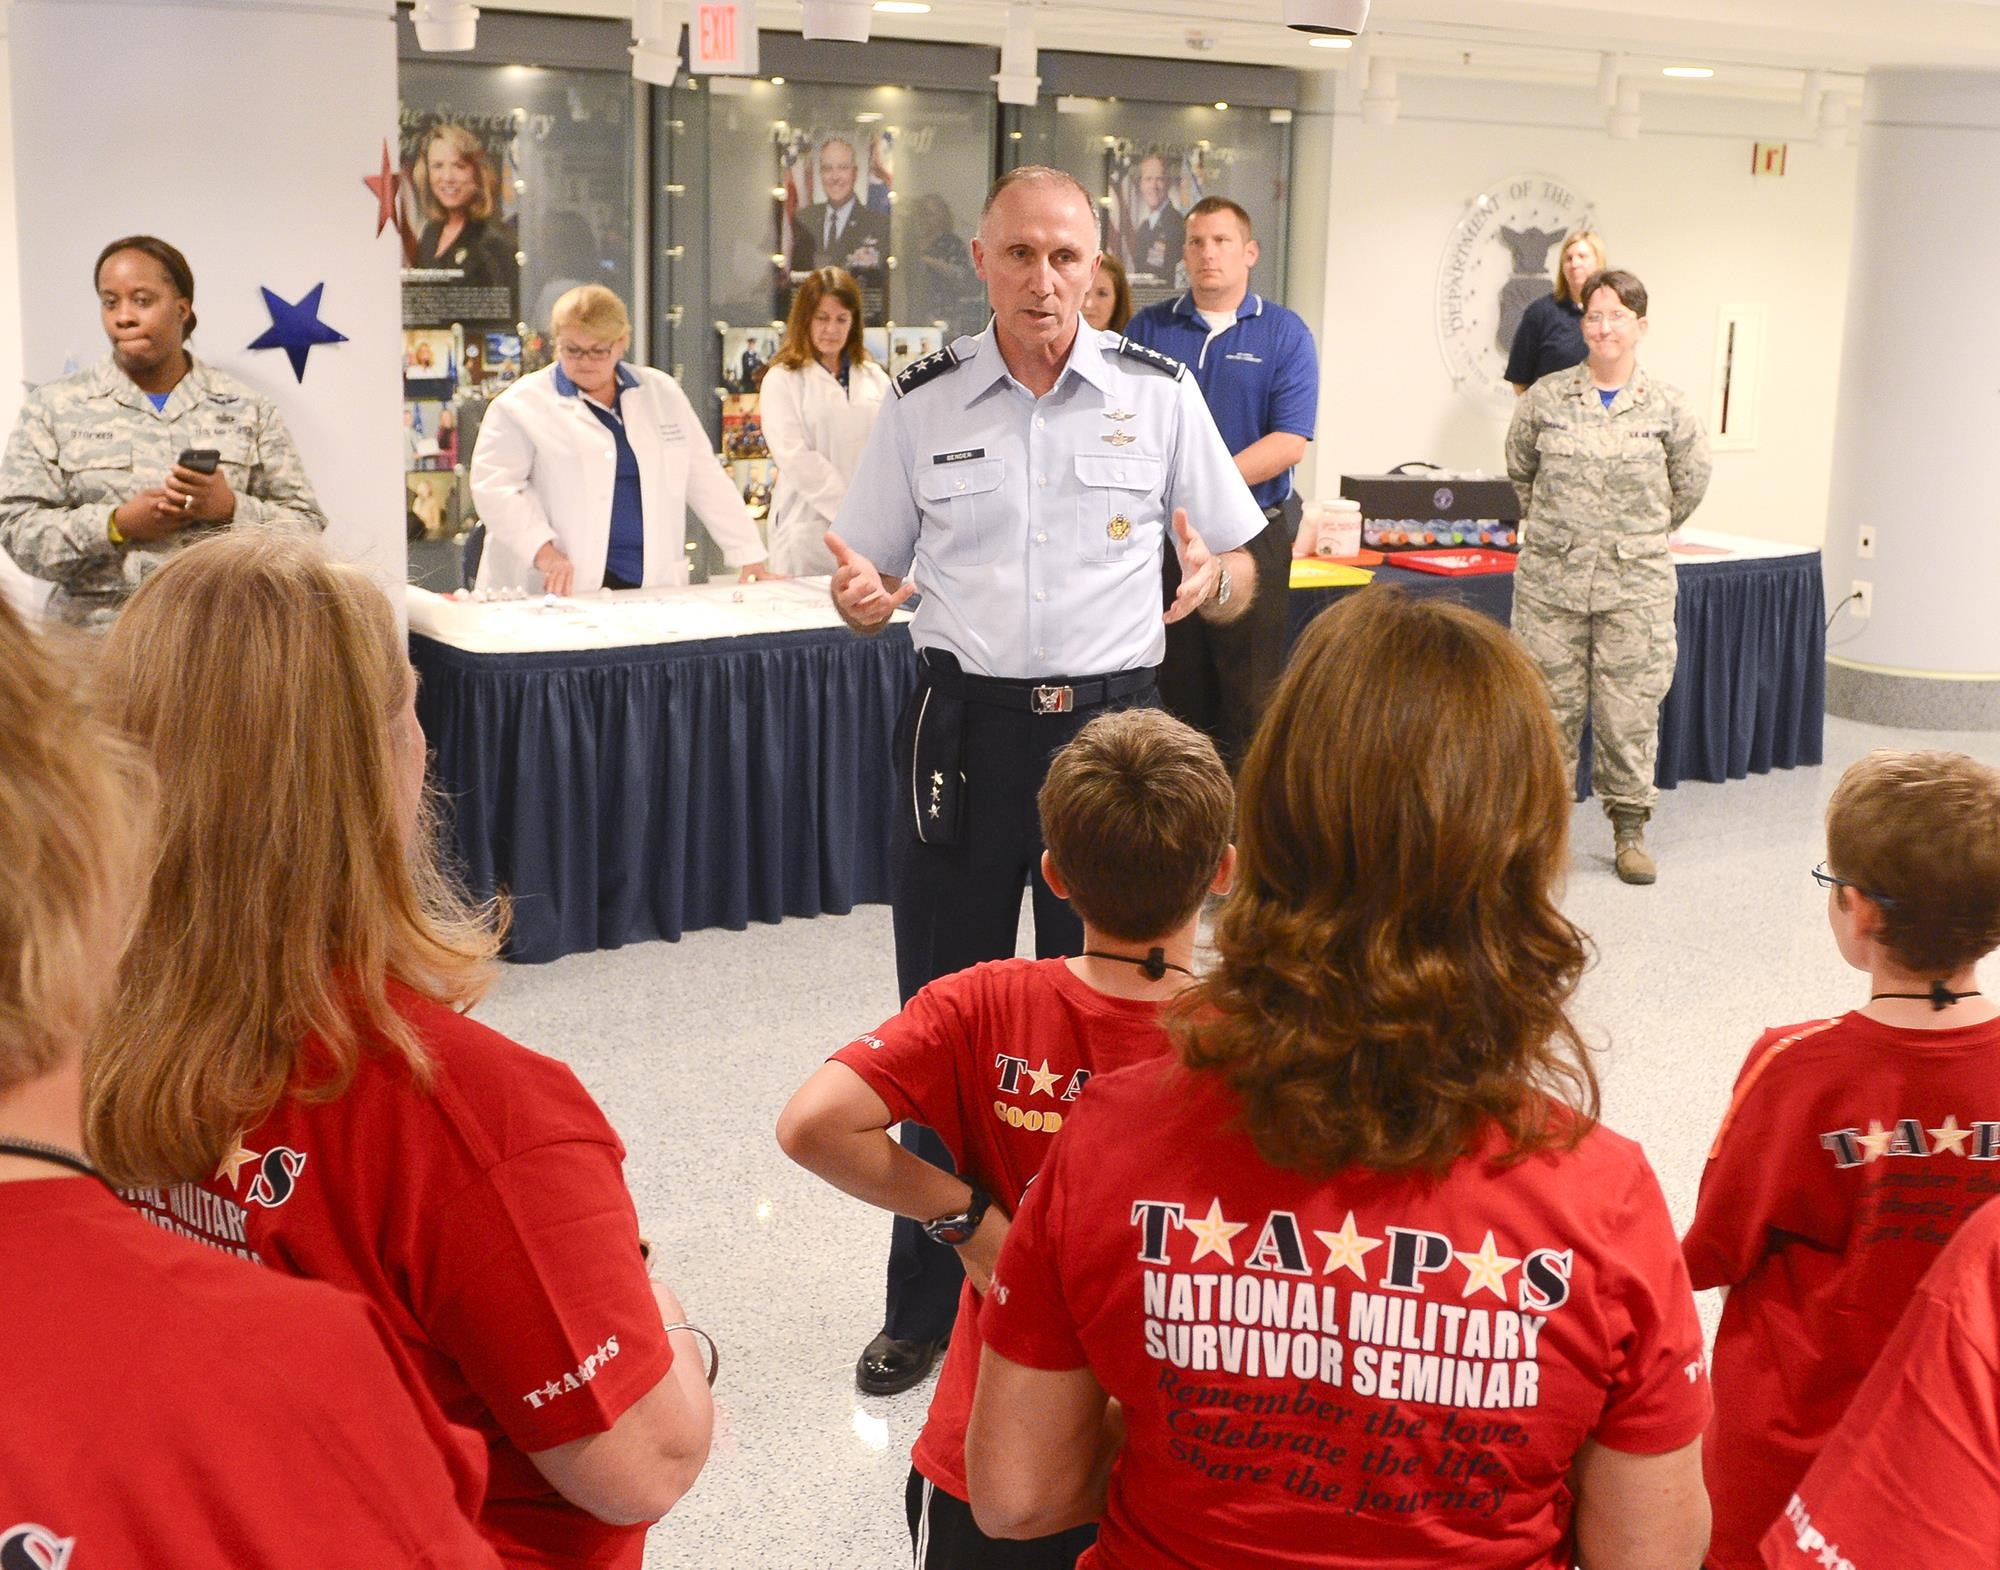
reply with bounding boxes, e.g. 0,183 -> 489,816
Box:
1225,352 -> 1264,364
931,448 -> 985,465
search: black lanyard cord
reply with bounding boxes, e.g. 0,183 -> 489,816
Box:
1081,947 -> 1194,982
1870,982 -> 1984,1012
0,1137 -> 116,1193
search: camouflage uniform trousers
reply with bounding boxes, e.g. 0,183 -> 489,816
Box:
1514,588 -> 1677,818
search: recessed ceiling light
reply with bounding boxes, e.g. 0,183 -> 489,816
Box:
1213,100 -> 1229,110
1307,36 -> 1353,49
1662,66 -> 1714,78
873,1 -> 931,11
769,75 -> 785,84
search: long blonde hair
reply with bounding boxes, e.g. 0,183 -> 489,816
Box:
87,535 -> 501,1184
0,604 -> 153,1092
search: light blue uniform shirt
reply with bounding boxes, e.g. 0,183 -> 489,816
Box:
833,322 -> 1264,679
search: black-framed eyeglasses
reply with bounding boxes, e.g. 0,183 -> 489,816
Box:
1812,862 -> 1900,909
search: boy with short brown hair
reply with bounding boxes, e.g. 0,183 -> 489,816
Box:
1685,748 -> 2000,1570
778,708 -> 1234,1570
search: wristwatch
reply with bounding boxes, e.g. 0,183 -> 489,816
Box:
1213,563 -> 1233,607
921,1186 -> 992,1247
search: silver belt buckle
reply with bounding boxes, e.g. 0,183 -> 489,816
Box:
1032,684 -> 1074,715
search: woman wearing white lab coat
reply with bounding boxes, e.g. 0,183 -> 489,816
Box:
756,267 -> 890,577
471,285 -> 769,593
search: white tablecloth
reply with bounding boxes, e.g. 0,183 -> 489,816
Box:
405,576 -> 910,655
1670,527 -> 1818,563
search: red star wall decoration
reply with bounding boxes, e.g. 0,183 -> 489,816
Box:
363,139 -> 401,237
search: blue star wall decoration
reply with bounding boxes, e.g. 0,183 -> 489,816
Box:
248,283 -> 349,381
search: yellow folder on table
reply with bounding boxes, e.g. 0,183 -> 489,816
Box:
1289,559 -> 1376,590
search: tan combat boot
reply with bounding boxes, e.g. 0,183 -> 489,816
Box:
1612,810 -> 1656,885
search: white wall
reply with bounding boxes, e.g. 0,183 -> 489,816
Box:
1295,75 -> 1857,549
6,0 -> 404,600
1816,70 -> 2000,678
0,19 -> 41,619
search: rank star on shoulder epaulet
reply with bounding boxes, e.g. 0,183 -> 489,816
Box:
1115,338 -> 1187,380
893,345 -> 963,398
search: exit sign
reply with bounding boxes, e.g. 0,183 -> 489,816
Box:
692,1 -> 758,75
1752,142 -> 1788,177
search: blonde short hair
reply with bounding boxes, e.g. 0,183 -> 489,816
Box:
0,603 -> 152,1092
550,284 -> 632,343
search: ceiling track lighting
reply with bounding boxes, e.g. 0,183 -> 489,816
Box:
1360,54 -> 1399,126
1607,75 -> 1641,140
412,0 -> 478,51
802,0 -> 871,42
1283,0 -> 1370,38
994,4 -> 1040,107
631,0 -> 679,86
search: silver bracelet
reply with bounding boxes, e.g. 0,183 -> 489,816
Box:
661,1322 -> 720,1387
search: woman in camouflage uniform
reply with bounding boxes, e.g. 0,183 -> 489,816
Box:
1506,269 -> 1710,885
0,236 -> 325,628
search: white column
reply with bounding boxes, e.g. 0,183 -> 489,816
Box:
1822,69 -> 2000,727
6,0 -> 405,591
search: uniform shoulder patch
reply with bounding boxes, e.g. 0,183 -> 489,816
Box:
893,345 -> 962,399
1115,338 -> 1187,380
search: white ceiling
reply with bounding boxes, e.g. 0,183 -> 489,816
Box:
489,0 -> 2000,86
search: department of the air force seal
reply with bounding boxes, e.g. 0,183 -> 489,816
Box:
1436,173 -> 1594,414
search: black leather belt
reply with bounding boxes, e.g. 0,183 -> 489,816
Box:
919,651 -> 1156,715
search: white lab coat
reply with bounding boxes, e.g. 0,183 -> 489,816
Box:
756,357 -> 891,576
470,363 -> 765,591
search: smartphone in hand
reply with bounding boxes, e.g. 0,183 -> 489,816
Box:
177,447 -> 221,474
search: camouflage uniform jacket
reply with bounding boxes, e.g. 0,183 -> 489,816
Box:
1505,362 -> 1711,612
0,355 -> 326,626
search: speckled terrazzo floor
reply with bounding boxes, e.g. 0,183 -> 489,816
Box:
469,714 -> 2000,1570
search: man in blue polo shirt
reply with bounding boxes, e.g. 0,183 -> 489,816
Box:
1125,196 -> 1318,769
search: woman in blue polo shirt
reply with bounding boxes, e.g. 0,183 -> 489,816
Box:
470,286 -> 770,593
1505,230 -> 1606,395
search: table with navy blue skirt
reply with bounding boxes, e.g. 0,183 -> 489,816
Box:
1284,531 -> 1826,796
411,535 -> 1822,965
408,582 -> 918,965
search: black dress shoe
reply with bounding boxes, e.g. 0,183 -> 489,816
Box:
856,1331 -> 946,1396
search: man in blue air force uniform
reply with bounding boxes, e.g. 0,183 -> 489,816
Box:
824,165 -> 1265,1402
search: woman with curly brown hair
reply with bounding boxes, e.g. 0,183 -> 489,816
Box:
967,590 -> 1712,1570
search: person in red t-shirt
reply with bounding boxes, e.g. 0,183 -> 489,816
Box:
968,591 -> 1713,1570
0,593 -> 498,1569
84,535 -> 716,1570
778,708 -> 1237,1570
1683,748 -> 2000,1570
1760,1194 -> 2000,1570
